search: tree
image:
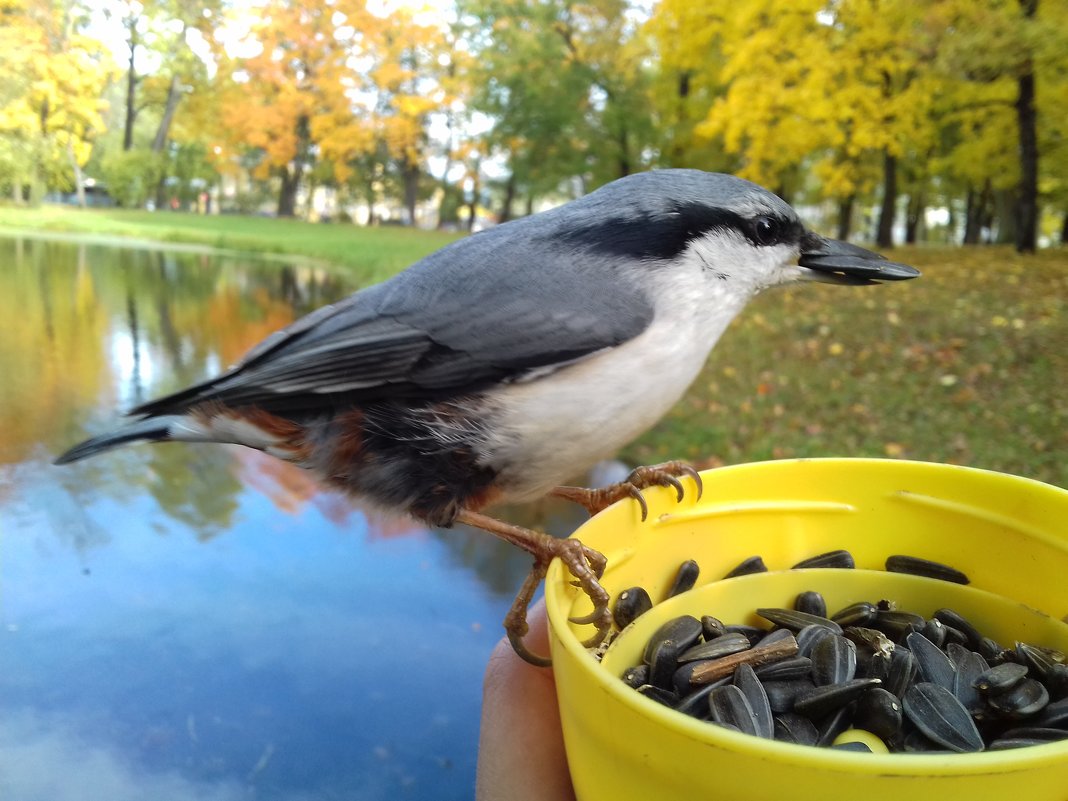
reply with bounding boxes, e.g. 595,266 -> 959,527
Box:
459,0 -> 653,208
0,0 -> 112,204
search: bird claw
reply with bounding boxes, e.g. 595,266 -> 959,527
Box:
551,460 -> 703,521
502,537 -> 610,667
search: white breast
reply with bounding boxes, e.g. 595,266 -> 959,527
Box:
486,259 -> 751,502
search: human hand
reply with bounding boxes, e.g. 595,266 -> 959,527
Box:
475,599 -> 576,801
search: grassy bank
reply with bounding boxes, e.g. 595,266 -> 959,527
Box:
0,204 -> 459,283
3,204 -> 1065,488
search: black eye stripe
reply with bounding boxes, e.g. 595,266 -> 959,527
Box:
559,203 -> 801,259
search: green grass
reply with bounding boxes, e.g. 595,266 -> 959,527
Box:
4,204 -> 1066,488
0,204 -> 460,283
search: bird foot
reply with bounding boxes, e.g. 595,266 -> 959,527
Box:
551,460 -> 703,521
455,509 -> 611,667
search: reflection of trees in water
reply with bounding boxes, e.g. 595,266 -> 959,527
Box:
2,235 -> 354,539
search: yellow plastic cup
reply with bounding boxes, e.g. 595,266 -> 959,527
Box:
544,458 -> 1068,801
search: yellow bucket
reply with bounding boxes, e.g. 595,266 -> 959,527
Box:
544,458 -> 1068,801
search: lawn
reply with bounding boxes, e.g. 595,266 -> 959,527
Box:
0,204 -> 461,284
3,204 -> 1065,489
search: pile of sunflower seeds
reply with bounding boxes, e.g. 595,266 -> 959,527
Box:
614,552 -> 1068,753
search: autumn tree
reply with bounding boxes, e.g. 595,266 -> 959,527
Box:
458,0 -> 653,214
0,0 -> 111,204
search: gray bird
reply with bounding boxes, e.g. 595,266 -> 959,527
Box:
56,169 -> 919,665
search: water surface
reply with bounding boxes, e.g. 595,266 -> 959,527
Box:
0,235 -> 585,800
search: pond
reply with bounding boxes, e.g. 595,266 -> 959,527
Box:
0,234 -> 591,800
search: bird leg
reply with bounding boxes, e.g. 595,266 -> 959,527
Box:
550,460 -> 704,522
454,508 -> 610,667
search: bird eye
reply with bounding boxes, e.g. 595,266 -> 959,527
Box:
752,216 -> 780,246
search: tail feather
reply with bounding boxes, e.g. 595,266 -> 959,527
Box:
54,415 -> 186,465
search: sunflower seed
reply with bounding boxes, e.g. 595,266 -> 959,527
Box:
999,726 -> 1068,741
636,684 -> 679,706
832,601 -> 877,627
649,637 -> 684,690
987,679 -> 1050,719
763,679 -> 816,714
678,632 -> 751,663
796,624 -> 836,657
795,590 -> 828,617
794,678 -> 882,719
612,586 -> 654,629
933,609 -> 983,649
774,712 -> 819,746
756,608 -> 842,634
884,647 -> 918,699
922,618 -> 948,649
666,559 -> 700,599
1034,698 -> 1068,728
903,682 -> 984,753
873,610 -> 926,640
708,684 -> 759,736
811,635 -> 857,686
974,663 -> 1028,695
642,615 -> 703,663
621,664 -> 649,689
952,650 -> 990,713
724,624 -> 767,647
855,687 -> 903,740
1017,642 -> 1067,679
908,631 -> 957,690
755,656 -> 813,682
734,663 -> 774,739
792,549 -> 856,569
674,676 -> 730,718
723,555 -> 768,579
701,615 -> 726,640
885,555 -> 969,585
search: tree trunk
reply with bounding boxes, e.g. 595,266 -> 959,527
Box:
277,165 -> 302,217
836,195 -> 855,241
403,161 -> 419,226
964,180 -> 992,244
1060,209 -> 1068,245
994,189 -> 1018,244
876,150 -> 897,248
616,124 -> 631,178
466,195 -> 477,232
964,187 -> 979,244
1014,0 -> 1040,253
123,15 -> 138,151
67,139 -> 86,208
152,75 -> 183,154
154,172 -> 168,211
905,190 -> 925,244
499,172 -> 517,223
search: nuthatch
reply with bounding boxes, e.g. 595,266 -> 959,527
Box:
57,169 -> 919,665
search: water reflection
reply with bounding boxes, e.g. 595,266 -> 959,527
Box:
0,235 -> 571,800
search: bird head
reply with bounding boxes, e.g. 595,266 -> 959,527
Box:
563,169 -> 919,302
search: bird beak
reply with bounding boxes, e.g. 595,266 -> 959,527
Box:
797,232 -> 920,285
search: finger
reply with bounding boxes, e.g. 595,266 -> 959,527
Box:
476,601 -> 575,801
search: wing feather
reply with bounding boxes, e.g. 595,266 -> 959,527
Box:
132,212 -> 655,417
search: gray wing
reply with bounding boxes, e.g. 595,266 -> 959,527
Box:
131,217 -> 654,417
